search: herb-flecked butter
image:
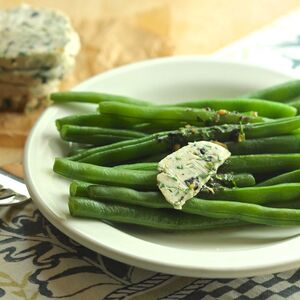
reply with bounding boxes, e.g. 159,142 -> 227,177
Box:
157,141 -> 231,209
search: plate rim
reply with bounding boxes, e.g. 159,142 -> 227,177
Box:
24,56 -> 300,278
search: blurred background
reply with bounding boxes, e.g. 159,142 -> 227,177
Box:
1,0 -> 299,85
1,0 -> 300,167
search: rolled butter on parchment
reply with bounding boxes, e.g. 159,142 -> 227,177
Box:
0,4 -> 80,112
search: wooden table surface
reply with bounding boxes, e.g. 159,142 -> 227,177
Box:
1,0 -> 300,170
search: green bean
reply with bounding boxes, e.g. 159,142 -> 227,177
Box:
244,116 -> 300,138
288,97 -> 300,114
113,162 -> 157,171
69,196 -> 247,230
244,80 -> 300,102
70,172 -> 255,198
136,120 -> 196,132
114,163 -> 255,189
51,91 -> 150,106
171,98 -> 296,118
68,135 -> 156,162
60,125 -> 146,145
258,170 -> 300,186
53,158 -> 157,189
131,122 -> 184,133
87,186 -> 162,206
55,113 -> 152,132
79,137 -> 168,165
221,154 -> 300,175
117,154 -> 300,176
99,101 -> 265,127
56,114 -> 115,131
130,112 -> 269,133
87,186 -> 300,226
55,113 -> 192,134
201,183 -> 300,204
226,135 -> 300,155
115,162 -> 159,171
131,110 -> 276,133
70,181 -> 90,197
182,199 -> 300,226
74,117 -> 300,165
132,111 -> 270,133
207,173 -> 256,188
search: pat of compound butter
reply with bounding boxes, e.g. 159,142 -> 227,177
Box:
157,141 -> 231,209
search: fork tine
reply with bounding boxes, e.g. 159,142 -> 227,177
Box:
0,188 -> 15,199
0,172 -> 31,206
0,173 -> 30,198
0,194 -> 30,206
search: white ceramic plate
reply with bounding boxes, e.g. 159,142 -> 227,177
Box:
24,57 -> 300,278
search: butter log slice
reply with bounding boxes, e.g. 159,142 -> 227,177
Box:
0,5 -> 80,69
0,55 -> 75,85
0,80 -> 59,112
157,141 -> 231,209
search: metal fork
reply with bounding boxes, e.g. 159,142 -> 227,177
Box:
0,170 -> 31,206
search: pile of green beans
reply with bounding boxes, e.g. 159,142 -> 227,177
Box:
51,79 -> 300,230
69,117 -> 300,165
